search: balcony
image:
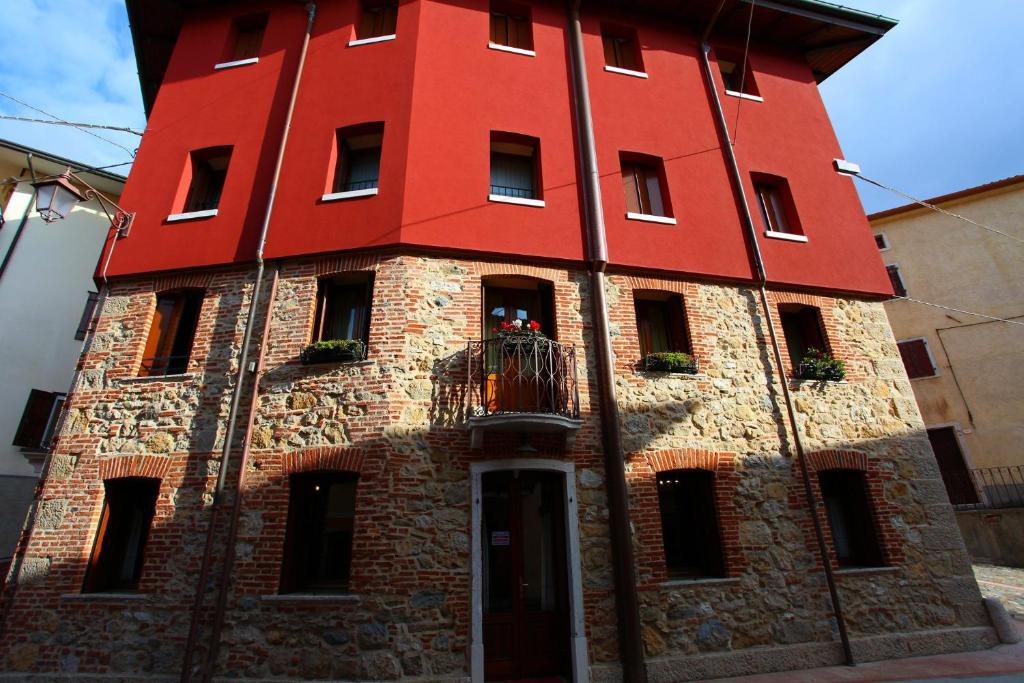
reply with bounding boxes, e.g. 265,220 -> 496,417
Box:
944,466 -> 1024,510
466,338 -> 582,449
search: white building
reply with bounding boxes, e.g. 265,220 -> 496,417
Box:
0,139 -> 125,570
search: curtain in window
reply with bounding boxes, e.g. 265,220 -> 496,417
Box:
345,147 -> 381,191
491,153 -> 534,198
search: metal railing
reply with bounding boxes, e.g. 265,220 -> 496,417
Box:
139,355 -> 190,377
945,466 -> 1024,510
489,184 -> 536,199
467,338 -> 580,419
339,178 -> 378,192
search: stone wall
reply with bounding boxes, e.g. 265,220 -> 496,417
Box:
0,253 -> 994,681
956,508 -> 1024,568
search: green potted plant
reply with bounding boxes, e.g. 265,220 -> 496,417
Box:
642,351 -> 698,374
300,339 -> 365,365
796,347 -> 845,381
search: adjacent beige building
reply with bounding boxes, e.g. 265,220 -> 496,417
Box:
869,175 -> 1024,509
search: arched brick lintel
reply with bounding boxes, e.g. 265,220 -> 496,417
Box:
98,455 -> 171,481
643,448 -> 726,473
152,271 -> 214,293
316,255 -> 382,277
621,276 -> 696,297
806,450 -> 869,473
475,262 -> 562,284
283,447 -> 365,475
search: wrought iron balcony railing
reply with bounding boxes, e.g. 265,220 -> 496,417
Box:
467,337 -> 580,421
943,466 -> 1024,510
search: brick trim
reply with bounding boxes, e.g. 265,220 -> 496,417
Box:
805,450 -> 869,473
474,262 -> 563,282
621,276 -> 697,297
282,447 -> 365,475
152,272 -> 214,292
98,455 -> 171,480
316,254 -> 383,277
765,289 -> 859,379
644,448 -> 721,473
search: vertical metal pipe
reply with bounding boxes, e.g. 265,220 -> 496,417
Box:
0,154 -> 36,285
697,40 -> 855,665
566,3 -> 646,680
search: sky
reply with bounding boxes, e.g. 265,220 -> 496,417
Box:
0,0 -> 1021,214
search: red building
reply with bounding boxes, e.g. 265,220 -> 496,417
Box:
0,1 -> 999,681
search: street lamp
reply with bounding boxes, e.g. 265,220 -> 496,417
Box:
31,168 -> 134,236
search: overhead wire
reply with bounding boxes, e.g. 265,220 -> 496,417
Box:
0,114 -> 143,136
730,0 -> 756,146
0,90 -> 138,157
893,297 -> 1024,328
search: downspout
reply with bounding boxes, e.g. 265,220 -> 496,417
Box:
566,3 -> 647,681
179,4 -> 317,681
696,31 -> 855,664
0,154 -> 37,284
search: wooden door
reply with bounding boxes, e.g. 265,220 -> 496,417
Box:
927,427 -> 978,505
482,470 -> 571,681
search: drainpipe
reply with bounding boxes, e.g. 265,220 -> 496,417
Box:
179,5 -> 317,681
0,154 -> 37,284
696,31 -> 855,664
566,3 -> 646,681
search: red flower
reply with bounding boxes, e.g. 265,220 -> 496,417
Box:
491,327 -> 498,334
529,320 -> 541,331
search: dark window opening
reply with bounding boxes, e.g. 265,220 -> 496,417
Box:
715,49 -> 758,95
657,469 -> 724,578
83,477 -> 160,593
140,290 -> 203,377
357,1 -> 398,39
280,471 -> 358,593
927,427 -> 978,506
621,155 -> 669,217
874,234 -> 888,250
887,265 -> 907,297
333,123 -> 384,193
897,339 -> 935,379
183,147 -> 232,213
601,25 -> 642,72
634,293 -> 689,357
490,1 -> 532,50
484,279 -> 555,340
818,470 -> 883,568
313,273 -> 374,352
490,133 -> 540,200
229,13 -> 268,61
75,290 -> 100,341
754,175 -> 800,235
779,304 -> 826,370
13,389 -> 65,451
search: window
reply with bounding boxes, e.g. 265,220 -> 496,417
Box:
715,49 -> 758,96
779,304 -> 826,369
634,292 -> 689,357
897,339 -> 935,379
927,427 -> 978,506
331,123 -> 384,197
356,1 -> 398,40
490,133 -> 541,203
83,478 -> 160,593
601,25 -> 643,74
874,233 -> 889,250
140,290 -> 203,377
182,147 -> 232,214
313,273 -> 373,352
280,471 -> 358,592
754,175 -> 801,237
621,154 -> 671,220
484,278 -> 555,339
489,1 -> 532,51
75,291 -> 100,341
657,470 -> 724,578
886,265 -> 907,297
818,470 -> 883,568
13,389 -> 65,451
228,13 -> 268,62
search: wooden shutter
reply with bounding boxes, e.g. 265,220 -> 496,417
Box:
621,164 -> 641,213
233,24 -> 265,60
667,295 -> 690,353
75,291 -> 100,341
642,166 -> 664,217
511,14 -> 530,49
887,266 -> 907,297
898,339 -> 933,378
13,390 -> 57,448
490,12 -> 506,45
602,34 -> 618,67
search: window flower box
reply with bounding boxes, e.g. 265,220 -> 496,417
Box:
300,339 -> 365,365
796,348 -> 845,381
642,351 -> 697,374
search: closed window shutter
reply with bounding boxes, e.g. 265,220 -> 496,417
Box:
75,291 -> 100,341
898,340 -> 933,378
13,390 -> 57,449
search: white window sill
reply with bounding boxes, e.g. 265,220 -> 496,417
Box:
764,230 -> 807,243
321,188 -> 378,202
262,593 -> 361,603
214,57 -> 259,71
627,212 -> 676,225
62,593 -> 150,601
604,65 -> 648,79
167,209 -> 218,223
348,34 -> 396,47
488,42 -> 536,57
909,373 -> 939,381
119,372 -> 196,384
725,90 -> 763,102
488,194 -> 545,208
834,566 -> 899,577
661,577 -> 741,588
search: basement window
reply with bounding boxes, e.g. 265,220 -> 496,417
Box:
139,290 -> 203,377
489,132 -> 543,206
12,389 -> 65,451
818,470 -> 883,569
897,338 -> 936,379
280,471 -> 359,593
313,273 -> 374,356
489,1 -> 533,54
325,122 -> 384,201
621,154 -> 673,223
886,265 -> 907,298
602,25 -> 645,77
657,469 -> 724,578
779,304 -> 826,371
351,1 -> 398,44
83,478 -> 161,593
634,292 -> 690,357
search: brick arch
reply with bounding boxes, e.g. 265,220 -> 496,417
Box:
283,447 -> 365,476
152,271 -> 214,292
474,262 -> 563,283
315,254 -> 383,277
806,450 -> 869,473
98,455 -> 171,481
621,276 -> 697,297
644,448 -> 725,473
767,290 -> 830,309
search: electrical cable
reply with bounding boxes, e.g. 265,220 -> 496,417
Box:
857,173 -> 1024,245
894,296 -> 1024,327
0,160 -> 132,189
0,114 -> 143,136
0,91 -> 137,157
731,0 -> 756,146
